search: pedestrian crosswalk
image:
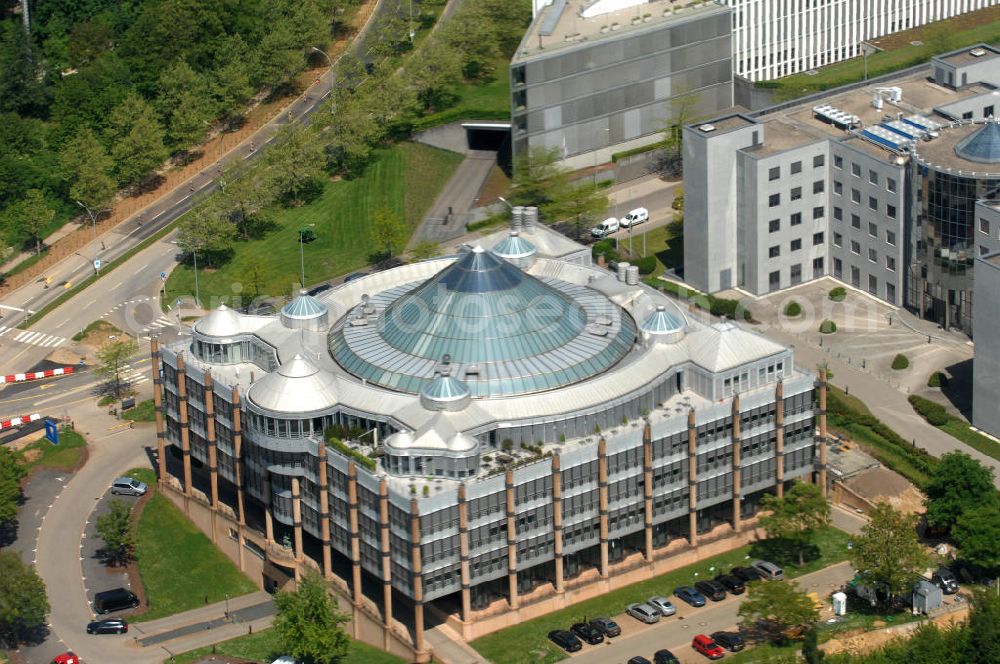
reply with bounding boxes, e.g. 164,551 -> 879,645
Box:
120,363 -> 149,387
0,326 -> 67,348
142,315 -> 175,332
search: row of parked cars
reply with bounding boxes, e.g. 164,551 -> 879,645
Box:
547,560 -> 783,660
591,207 -> 650,238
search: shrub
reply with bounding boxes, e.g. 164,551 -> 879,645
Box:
592,238 -> 620,264
829,287 -> 847,302
908,395 -> 950,427
326,437 -> 375,471
928,372 -> 948,388
819,320 -> 837,334
632,255 -> 657,275
501,439 -> 514,451
891,353 -> 910,370
783,301 -> 802,317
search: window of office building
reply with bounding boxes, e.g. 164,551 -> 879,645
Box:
790,263 -> 802,285
813,257 -> 824,277
813,232 -> 824,245
769,219 -> 780,233
887,177 -> 897,193
834,257 -> 843,278
886,256 -> 896,271
886,230 -> 896,246
813,206 -> 824,219
851,266 -> 860,287
869,222 -> 877,237
980,245 -> 990,256
868,196 -> 878,211
868,248 -> 877,263
791,239 -> 802,251
791,187 -> 802,201
768,270 -> 780,291
791,212 -> 802,226
981,218 -> 990,235
887,204 -> 897,219
813,155 -> 825,168
834,155 -> 843,169
769,194 -> 780,207
851,189 -> 861,204
769,245 -> 780,258
834,232 -> 842,247
886,282 -> 896,304
813,180 -> 824,194
851,240 -> 861,255
834,181 -> 842,195
869,170 -> 879,185
851,163 -> 861,177
851,214 -> 861,229
768,166 -> 780,181
834,207 -> 843,221
791,161 -> 802,175
868,275 -> 877,294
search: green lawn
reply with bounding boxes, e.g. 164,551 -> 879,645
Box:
163,141 -> 463,307
130,467 -> 257,621
18,429 -> 87,472
166,627 -> 406,664
620,220 -> 682,277
410,60 -> 511,131
71,319 -> 122,342
123,399 -> 157,422
908,395 -> 1000,464
470,527 -> 853,664
764,14 -> 1000,101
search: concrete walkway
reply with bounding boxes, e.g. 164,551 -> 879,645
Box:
410,150 -> 497,248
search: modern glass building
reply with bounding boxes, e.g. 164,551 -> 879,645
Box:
153,223 -> 824,660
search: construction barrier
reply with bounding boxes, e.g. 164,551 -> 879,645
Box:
0,366 -> 74,384
0,413 -> 41,430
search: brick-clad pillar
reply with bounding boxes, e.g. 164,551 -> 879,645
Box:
687,409 -> 698,546
409,498 -> 426,657
551,455 -> 564,593
317,442 -> 332,578
818,369 -> 829,496
348,464 -> 363,612
504,469 -> 519,609
378,480 -> 393,647
231,388 -> 246,527
775,381 -> 785,497
457,483 -> 471,621
204,371 -> 219,510
176,353 -> 192,498
291,477 -> 304,581
150,339 -> 167,482
642,421 -> 654,562
597,438 -> 609,577
731,396 -> 742,531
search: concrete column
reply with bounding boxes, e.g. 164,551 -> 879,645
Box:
731,396 -> 742,531
150,339 -> 167,482
642,421 -> 654,562
176,353 -> 192,498
204,372 -> 219,511
318,442 -> 332,578
409,498 -> 426,657
231,388 -> 246,527
348,464 -> 363,612
504,469 -> 518,609
775,381 -> 785,497
687,409 -> 698,546
551,455 -> 564,593
378,480 -> 393,646
597,438 -> 609,577
291,477 -> 304,581
265,509 -> 275,543
818,369 -> 829,496
457,483 -> 471,622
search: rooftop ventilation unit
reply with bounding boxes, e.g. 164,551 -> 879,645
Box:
813,105 -> 860,130
882,120 -> 923,140
902,115 -> 943,134
698,123 -> 716,133
971,48 -> 987,57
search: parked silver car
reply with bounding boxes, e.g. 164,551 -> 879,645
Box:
647,596 -> 676,617
751,560 -> 784,580
626,602 -> 660,624
110,477 -> 147,496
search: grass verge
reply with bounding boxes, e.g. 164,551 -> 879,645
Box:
166,627 -> 407,664
71,319 -> 122,342
409,61 -> 511,131
17,429 -> 87,472
826,387 -> 938,489
163,141 -> 462,306
908,395 -> 1000,463
130,467 -> 257,621
123,399 -> 157,422
470,527 -> 852,664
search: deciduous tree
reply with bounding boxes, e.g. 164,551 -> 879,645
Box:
370,206 -> 407,259
156,60 -> 215,148
59,127 -> 117,212
0,551 -> 49,647
108,93 -> 168,186
759,481 -> 831,566
97,336 -> 140,399
273,573 -> 350,664
849,502 -> 930,608
924,451 -> 997,533
548,181 -> 609,241
0,447 -> 26,529
96,499 -> 135,567
953,504 -> 1000,570
177,200 -> 237,268
738,579 -> 819,644
11,189 -> 55,255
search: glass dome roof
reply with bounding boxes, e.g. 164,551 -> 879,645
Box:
955,119 -> 1000,164
329,247 -> 637,398
282,290 -> 328,320
641,305 -> 685,335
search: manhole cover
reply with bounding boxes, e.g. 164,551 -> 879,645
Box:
911,40 -> 923,46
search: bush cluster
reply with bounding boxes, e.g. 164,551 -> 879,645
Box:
927,372 -> 948,388
819,320 -> 837,334
658,280 -> 754,321
891,353 -> 910,370
908,395 -> 950,427
783,301 -> 802,317
632,255 -> 657,275
829,287 -> 847,302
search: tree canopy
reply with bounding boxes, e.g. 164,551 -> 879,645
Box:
273,573 -> 350,664
0,447 -> 26,529
96,499 -> 136,567
759,481 -> 831,566
923,451 -> 997,533
737,579 -> 819,643
849,502 -> 930,607
953,504 -> 1000,570
0,551 -> 50,647
97,336 -> 139,399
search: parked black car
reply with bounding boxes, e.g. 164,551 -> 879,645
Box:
654,649 -> 681,664
714,573 -> 746,594
932,567 -> 959,594
570,622 -> 604,645
695,579 -> 727,602
548,630 -> 582,652
627,658 -> 653,664
730,566 -> 763,583
86,619 -> 128,635
711,631 -> 745,652
589,616 -> 621,638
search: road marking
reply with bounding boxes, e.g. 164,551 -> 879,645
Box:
179,195 -> 191,203
133,265 -> 145,276
112,280 -> 122,288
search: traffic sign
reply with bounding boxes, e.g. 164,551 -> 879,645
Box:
94,258 -> 101,270
44,419 -> 59,446
160,271 -> 167,281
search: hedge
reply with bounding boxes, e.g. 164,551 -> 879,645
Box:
783,301 -> 802,317
658,280 -> 753,322
327,437 -> 376,471
908,395 -> 949,426
829,287 -> 847,302
928,372 -> 948,388
633,255 -> 657,275
819,319 -> 837,334
891,353 -> 910,370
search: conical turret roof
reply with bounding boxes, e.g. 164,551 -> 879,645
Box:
955,119 -> 1000,164
247,354 -> 338,414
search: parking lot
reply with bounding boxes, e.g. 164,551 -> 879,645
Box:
562,562 -> 855,664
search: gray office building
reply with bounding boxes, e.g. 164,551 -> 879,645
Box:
510,0 -> 733,170
683,44 -> 1000,334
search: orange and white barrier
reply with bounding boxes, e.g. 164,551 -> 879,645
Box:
0,366 -> 74,384
0,413 -> 41,430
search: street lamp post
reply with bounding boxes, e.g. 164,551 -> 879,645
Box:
192,248 -> 201,309
76,200 -> 101,273
299,224 -> 315,287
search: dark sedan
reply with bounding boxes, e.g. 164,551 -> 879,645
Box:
589,616 -> 621,637
695,580 -> 727,602
673,585 -> 707,607
548,630 -> 582,652
571,622 -> 604,645
730,565 -> 763,583
86,619 -> 128,635
714,573 -> 746,594
711,631 -> 745,652
654,649 -> 681,664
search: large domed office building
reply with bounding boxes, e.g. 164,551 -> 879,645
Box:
152,220 -> 824,659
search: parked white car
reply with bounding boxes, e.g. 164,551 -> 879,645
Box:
620,207 -> 649,228
591,217 -> 620,238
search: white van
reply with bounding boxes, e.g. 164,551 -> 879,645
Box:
591,217 -> 620,238
620,207 -> 649,228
